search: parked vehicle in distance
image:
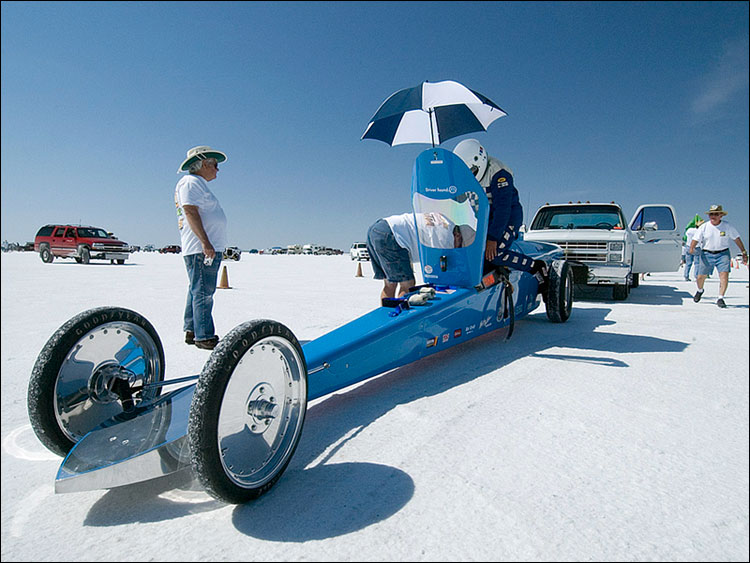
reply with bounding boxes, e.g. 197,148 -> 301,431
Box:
350,242 -> 370,261
34,224 -> 131,264
142,244 -> 156,252
303,244 -> 322,255
223,246 -> 241,261
523,201 -> 681,300
159,245 -> 182,254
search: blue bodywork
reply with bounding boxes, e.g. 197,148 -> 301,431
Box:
54,147 -> 563,492
304,147 -> 561,400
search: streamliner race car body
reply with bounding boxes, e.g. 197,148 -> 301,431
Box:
28,148 -> 574,504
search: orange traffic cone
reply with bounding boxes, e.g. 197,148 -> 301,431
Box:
355,262 -> 363,277
218,265 -> 231,289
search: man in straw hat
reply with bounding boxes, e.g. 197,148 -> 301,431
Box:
688,204 -> 748,308
174,145 -> 228,349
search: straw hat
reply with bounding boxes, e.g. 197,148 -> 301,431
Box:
705,204 -> 728,216
178,145 -> 227,173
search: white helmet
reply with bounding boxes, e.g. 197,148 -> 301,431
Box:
453,138 -> 488,180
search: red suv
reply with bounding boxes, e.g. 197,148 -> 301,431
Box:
34,224 -> 131,264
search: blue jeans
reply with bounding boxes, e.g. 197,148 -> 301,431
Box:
183,253 -> 222,341
367,219 -> 414,282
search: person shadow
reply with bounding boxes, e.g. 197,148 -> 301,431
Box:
83,306 -> 688,540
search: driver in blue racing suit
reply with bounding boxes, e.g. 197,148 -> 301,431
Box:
453,139 -> 546,285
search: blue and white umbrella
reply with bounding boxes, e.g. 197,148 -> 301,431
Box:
361,80 -> 507,147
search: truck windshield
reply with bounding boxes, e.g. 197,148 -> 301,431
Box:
531,206 -> 625,230
77,228 -> 110,238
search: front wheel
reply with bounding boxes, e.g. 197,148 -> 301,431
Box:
545,260 -> 574,323
613,283 -> 629,301
80,246 -> 90,264
189,319 -> 308,504
27,307 -> 165,456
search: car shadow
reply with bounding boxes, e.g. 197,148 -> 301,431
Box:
573,283 -> 688,305
83,306 -> 688,538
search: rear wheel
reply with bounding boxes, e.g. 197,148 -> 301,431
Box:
27,307 -> 165,456
39,245 -> 54,263
189,319 -> 307,504
545,260 -> 574,323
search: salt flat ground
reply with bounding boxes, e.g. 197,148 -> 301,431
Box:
1,251 -> 748,562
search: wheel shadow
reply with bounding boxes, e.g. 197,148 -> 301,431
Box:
229,305 -> 687,541
82,305 -> 688,538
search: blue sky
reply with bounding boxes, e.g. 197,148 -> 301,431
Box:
2,1 -> 748,250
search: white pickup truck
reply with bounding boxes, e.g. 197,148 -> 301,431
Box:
523,202 -> 681,300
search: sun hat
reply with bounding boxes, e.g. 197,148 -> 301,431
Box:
705,204 -> 728,216
178,145 -> 227,173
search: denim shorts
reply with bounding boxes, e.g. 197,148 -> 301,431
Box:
366,219 -> 414,282
698,249 -> 731,276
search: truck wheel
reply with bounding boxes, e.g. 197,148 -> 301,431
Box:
189,319 -> 308,504
27,307 -> 165,457
630,274 -> 639,288
545,260 -> 574,323
80,247 -> 90,264
613,283 -> 629,301
39,245 -> 54,263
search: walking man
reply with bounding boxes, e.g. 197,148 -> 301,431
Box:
689,204 -> 748,308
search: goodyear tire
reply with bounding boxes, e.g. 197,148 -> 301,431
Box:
545,260 -> 574,323
189,319 -> 307,504
27,307 -> 165,456
39,245 -> 54,263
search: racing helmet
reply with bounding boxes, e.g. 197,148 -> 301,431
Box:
453,138 -> 488,180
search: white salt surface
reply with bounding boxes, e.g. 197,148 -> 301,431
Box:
1,251 -> 748,561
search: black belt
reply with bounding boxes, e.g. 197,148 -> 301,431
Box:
703,249 -> 728,254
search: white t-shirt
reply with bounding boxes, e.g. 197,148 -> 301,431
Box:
694,219 -> 740,252
685,226 -> 701,249
174,174 -> 228,256
384,213 -> 420,262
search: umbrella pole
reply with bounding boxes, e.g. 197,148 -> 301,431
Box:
428,108 -> 435,147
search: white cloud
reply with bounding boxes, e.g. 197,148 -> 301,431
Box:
691,37 -> 749,115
